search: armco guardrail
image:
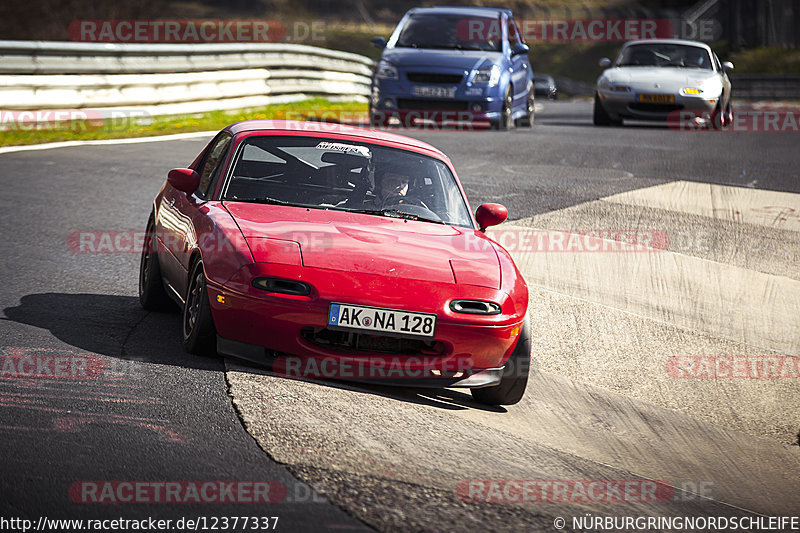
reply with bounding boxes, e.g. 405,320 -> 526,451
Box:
0,40 -> 375,117
729,75 -> 800,101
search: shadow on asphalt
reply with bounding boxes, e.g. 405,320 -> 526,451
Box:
4,292 -> 507,414
4,292 -> 218,371
230,357 -> 508,413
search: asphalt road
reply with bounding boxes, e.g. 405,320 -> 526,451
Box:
1,101 -> 798,532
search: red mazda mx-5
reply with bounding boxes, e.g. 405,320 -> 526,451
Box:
139,120 -> 530,405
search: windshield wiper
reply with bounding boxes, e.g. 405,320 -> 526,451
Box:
228,197 -> 319,209
351,208 -> 446,225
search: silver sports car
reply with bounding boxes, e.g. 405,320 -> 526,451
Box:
594,39 -> 734,128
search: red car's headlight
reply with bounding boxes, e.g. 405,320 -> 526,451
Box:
252,277 -> 312,296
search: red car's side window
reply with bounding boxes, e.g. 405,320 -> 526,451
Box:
196,133 -> 232,199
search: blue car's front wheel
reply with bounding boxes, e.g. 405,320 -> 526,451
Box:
516,89 -> 535,127
491,87 -> 514,131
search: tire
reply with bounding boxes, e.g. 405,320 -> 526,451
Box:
139,214 -> 173,311
471,315 -> 531,406
712,97 -> 732,130
516,89 -> 535,127
182,259 -> 217,356
491,87 -> 514,130
593,92 -> 612,126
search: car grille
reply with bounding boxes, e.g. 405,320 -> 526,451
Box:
397,99 -> 469,111
407,72 -> 464,84
301,327 -> 448,356
628,103 -> 684,113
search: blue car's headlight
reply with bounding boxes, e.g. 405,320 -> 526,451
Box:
376,60 -> 399,80
472,65 -> 500,86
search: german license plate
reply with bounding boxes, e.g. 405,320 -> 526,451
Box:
328,303 -> 436,339
413,86 -> 456,98
638,93 -> 675,104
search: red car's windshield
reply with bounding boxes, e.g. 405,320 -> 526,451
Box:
222,135 -> 474,228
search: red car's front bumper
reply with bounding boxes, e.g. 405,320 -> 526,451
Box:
206,263 -> 526,386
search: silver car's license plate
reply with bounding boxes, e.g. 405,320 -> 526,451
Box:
413,86 -> 456,98
328,303 -> 436,339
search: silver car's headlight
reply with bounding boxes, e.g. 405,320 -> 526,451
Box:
376,60 -> 398,80
472,65 -> 500,86
681,87 -> 705,96
682,81 -> 722,98
598,79 -> 630,93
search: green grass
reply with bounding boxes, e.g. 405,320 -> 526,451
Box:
0,98 -> 368,147
727,47 -> 800,75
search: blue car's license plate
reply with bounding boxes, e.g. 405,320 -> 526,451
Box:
413,86 -> 456,98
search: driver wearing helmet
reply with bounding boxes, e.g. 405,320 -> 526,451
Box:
375,169 -> 410,205
362,165 -> 427,209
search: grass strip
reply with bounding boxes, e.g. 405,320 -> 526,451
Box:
1,98 -> 368,147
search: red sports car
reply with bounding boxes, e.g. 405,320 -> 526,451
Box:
139,120 -> 530,405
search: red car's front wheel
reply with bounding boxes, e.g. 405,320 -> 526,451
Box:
182,260 -> 218,356
471,315 -> 531,406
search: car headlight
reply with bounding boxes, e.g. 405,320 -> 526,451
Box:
252,277 -> 311,296
598,79 -> 631,93
681,87 -> 704,96
450,300 -> 501,315
472,65 -> 500,86
376,60 -> 398,80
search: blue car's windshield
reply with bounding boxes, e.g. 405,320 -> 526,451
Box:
396,14 -> 502,52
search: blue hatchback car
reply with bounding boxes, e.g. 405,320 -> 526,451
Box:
369,6 -> 535,130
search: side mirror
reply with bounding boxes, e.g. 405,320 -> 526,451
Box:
167,168 -> 200,195
512,43 -> 530,56
371,36 -> 387,49
599,58 -> 612,68
722,61 -> 734,72
475,203 -> 508,231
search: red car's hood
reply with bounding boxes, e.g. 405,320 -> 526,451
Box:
224,203 -> 500,288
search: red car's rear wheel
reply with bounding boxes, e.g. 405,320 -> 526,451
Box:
139,214 -> 173,311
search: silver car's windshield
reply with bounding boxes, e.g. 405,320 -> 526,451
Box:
617,44 -> 714,70
223,135 -> 474,228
